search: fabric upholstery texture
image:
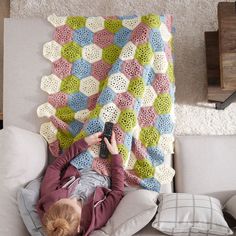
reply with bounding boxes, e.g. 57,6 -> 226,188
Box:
91,189 -> 159,236
152,193 -> 233,236
17,178 -> 45,236
37,14 -> 175,192
224,195 -> 236,221
175,135 -> 236,203
133,222 -> 166,236
3,13 -> 236,236
0,126 -> 48,236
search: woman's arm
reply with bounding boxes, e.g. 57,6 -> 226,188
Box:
95,133 -> 125,222
108,154 -> 124,192
92,153 -> 124,230
103,132 -> 124,192
40,132 -> 102,197
40,138 -> 88,197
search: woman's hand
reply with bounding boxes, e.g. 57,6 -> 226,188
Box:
104,131 -> 119,155
84,132 -> 102,146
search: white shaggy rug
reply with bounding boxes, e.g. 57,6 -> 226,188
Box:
10,0 -> 236,135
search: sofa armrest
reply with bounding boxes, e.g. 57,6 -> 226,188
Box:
0,126 -> 48,236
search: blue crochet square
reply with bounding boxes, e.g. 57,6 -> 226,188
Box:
155,114 -> 174,135
84,118 -> 104,135
140,178 -> 160,192
73,27 -> 93,47
69,120 -> 84,137
147,146 -> 164,166
124,133 -> 132,150
150,29 -> 164,52
98,87 -> 116,106
118,15 -> 137,20
114,28 -> 132,47
72,59 -> 92,79
142,65 -> 155,85
68,92 -> 88,111
133,98 -> 142,113
70,151 -> 93,170
108,59 -> 123,76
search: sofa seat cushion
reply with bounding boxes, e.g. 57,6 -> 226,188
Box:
175,135 -> 236,203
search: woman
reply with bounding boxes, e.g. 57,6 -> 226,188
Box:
37,131 -> 124,236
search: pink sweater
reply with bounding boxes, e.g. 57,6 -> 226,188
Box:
36,139 -> 124,236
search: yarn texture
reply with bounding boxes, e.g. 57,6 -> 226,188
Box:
37,13 -> 175,192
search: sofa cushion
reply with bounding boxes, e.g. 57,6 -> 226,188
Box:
91,189 -> 159,236
175,135 -> 236,203
134,222 -> 166,235
0,126 -> 48,236
224,195 -> 236,224
152,193 -> 233,236
17,178 -> 46,236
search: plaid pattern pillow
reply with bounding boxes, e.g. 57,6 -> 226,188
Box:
152,193 -> 233,236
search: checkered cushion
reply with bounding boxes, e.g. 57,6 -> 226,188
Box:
152,193 -> 233,236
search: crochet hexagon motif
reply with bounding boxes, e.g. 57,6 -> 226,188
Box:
118,109 -> 137,132
66,16 -> 86,30
102,45 -> 121,64
61,42 -> 82,62
38,13 -> 175,193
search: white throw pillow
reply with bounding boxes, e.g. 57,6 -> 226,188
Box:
224,195 -> 236,221
91,189 -> 159,236
152,193 -> 233,236
0,126 -> 48,236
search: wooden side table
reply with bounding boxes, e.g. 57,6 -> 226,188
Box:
205,2 -> 236,109
0,112 -> 3,129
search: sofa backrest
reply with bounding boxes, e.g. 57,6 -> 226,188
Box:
4,19 -> 236,204
4,18 -> 52,132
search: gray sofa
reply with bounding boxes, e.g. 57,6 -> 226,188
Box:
2,18 -> 236,235
136,135 -> 236,235
1,127 -> 236,236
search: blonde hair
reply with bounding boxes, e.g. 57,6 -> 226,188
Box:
43,202 -> 80,236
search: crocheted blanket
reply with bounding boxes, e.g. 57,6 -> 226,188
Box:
37,14 -> 175,192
